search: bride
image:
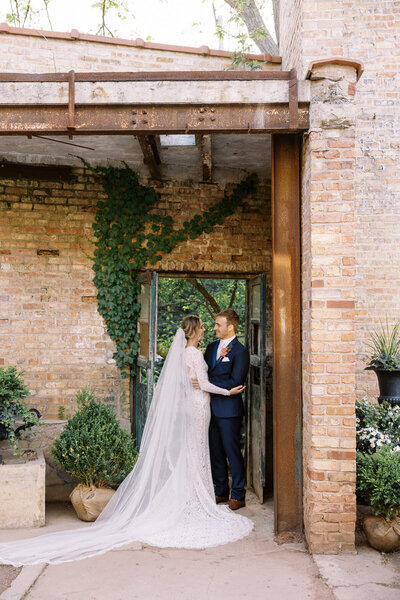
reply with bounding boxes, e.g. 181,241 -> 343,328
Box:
0,316 -> 253,565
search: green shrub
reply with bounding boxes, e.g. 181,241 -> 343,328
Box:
0,366 -> 40,455
357,448 -> 400,521
52,389 -> 138,488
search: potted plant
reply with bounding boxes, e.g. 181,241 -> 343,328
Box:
357,449 -> 400,552
0,366 -> 40,456
0,366 -> 45,528
52,389 -> 138,522
365,320 -> 400,407
356,398 -> 400,551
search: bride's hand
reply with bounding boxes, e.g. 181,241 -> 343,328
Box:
229,385 -> 246,396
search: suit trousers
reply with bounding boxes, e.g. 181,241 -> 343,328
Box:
209,413 -> 245,501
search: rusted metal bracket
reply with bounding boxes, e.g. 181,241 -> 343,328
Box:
67,69 -> 76,133
136,134 -> 161,180
289,68 -> 299,130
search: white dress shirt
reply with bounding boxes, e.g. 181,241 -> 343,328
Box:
217,335 -> 236,360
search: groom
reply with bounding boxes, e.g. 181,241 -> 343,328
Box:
197,308 -> 250,510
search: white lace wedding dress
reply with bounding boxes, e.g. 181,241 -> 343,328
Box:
142,345 -> 253,549
0,330 -> 253,566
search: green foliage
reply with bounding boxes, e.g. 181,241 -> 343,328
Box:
228,50 -> 264,71
52,389 -> 138,488
0,366 -> 40,455
57,405 -> 67,420
86,160 -> 257,374
157,278 -> 246,357
365,320 -> 400,370
357,448 -> 400,521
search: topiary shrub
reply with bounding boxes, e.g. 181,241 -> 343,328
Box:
52,389 -> 137,488
357,447 -> 400,521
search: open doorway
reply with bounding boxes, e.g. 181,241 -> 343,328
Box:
134,273 -> 272,504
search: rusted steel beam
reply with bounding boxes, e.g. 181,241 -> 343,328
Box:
137,134 -> 161,180
0,104 -> 309,135
289,68 -> 299,130
67,70 -> 76,131
0,70 -> 293,83
272,134 -> 302,534
199,134 -> 212,182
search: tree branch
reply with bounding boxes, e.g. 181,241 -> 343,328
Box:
187,278 -> 221,316
223,0 -> 279,55
228,280 -> 238,307
22,0 -> 31,27
43,0 -> 53,30
271,0 -> 280,45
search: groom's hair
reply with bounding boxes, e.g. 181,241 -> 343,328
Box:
216,308 -> 239,332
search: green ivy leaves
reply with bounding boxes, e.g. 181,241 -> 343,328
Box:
87,162 -> 257,374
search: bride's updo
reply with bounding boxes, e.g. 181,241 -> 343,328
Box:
181,315 -> 201,340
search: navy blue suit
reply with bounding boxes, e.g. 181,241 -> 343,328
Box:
204,337 -> 250,501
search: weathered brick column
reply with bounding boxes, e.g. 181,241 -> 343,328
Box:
301,59 -> 362,553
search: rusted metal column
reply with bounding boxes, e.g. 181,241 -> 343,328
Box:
271,134 -> 302,533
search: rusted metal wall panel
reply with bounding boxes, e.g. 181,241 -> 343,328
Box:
272,134 -> 302,533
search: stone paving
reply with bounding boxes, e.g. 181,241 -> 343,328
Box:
0,494 -> 399,600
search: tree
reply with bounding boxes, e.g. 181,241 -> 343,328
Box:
157,278 -> 246,360
221,0 -> 278,55
6,0 -> 53,29
91,0 -> 128,37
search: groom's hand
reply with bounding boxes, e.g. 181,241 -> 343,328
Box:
192,377 -> 200,389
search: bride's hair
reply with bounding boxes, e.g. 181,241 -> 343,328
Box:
181,315 -> 201,340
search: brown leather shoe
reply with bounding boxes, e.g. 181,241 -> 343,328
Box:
228,498 -> 245,511
215,496 -> 229,504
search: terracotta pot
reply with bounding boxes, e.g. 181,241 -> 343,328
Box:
362,514 -> 400,553
69,483 -> 115,522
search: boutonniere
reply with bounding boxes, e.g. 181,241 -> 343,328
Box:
219,345 -> 232,360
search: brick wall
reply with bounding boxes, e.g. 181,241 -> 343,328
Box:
279,0 -> 303,72
0,169 -> 270,419
301,63 -> 358,553
279,0 -> 400,552
0,28 -> 279,74
347,3 -> 400,401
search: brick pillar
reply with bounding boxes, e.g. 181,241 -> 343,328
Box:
301,60 -> 361,553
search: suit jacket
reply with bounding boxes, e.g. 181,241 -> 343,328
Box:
204,337 -> 250,418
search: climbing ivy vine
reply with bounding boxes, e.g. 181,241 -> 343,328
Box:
86,163 -> 257,374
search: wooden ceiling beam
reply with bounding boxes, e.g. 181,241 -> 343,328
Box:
137,134 -> 161,180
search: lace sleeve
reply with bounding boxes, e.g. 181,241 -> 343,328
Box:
189,348 -> 230,396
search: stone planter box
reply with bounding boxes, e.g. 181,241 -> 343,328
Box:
0,449 -> 45,528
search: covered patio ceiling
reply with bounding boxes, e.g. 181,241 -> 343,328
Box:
0,133 -> 272,182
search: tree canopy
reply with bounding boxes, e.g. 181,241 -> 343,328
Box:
157,277 -> 246,358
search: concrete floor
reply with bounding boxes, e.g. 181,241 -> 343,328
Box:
0,494 -> 399,600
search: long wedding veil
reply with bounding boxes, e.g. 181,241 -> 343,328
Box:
0,328 -> 196,565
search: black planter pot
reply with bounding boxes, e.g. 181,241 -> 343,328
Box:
0,408 -> 41,442
366,368 -> 400,407
0,422 -> 8,441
